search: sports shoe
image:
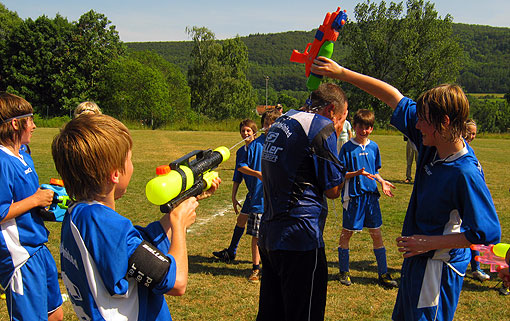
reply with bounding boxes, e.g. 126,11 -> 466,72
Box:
0,289 -> 5,300
248,269 -> 261,283
339,271 -> 352,286
378,273 -> 398,289
212,249 -> 235,262
499,286 -> 510,296
472,269 -> 490,282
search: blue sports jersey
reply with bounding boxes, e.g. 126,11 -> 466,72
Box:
60,202 -> 177,321
339,139 -> 381,201
237,135 -> 265,214
390,97 -> 501,320
259,109 -> 345,251
232,146 -> 246,184
0,145 -> 49,288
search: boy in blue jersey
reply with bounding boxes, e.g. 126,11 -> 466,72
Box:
337,109 -> 397,289
213,119 -> 258,264
214,110 -> 280,282
311,57 -> 501,321
52,114 -> 220,321
0,92 -> 64,321
257,83 -> 347,321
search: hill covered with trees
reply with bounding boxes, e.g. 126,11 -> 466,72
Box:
127,23 -> 510,94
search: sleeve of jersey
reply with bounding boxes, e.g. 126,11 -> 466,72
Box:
390,97 -> 422,148
237,143 -> 251,169
374,143 -> 382,173
456,168 -> 501,245
232,148 -> 244,183
311,124 -> 345,191
134,222 -> 177,294
0,162 -> 15,221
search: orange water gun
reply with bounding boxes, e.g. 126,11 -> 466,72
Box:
290,7 -> 348,91
470,243 -> 510,272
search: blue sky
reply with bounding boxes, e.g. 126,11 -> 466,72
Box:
2,0 -> 509,42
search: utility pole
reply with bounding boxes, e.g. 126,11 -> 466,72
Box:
265,76 -> 269,107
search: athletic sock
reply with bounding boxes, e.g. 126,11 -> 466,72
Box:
253,264 -> 260,270
338,247 -> 349,273
227,225 -> 245,255
374,247 -> 388,276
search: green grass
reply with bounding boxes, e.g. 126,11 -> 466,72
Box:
1,129 -> 509,320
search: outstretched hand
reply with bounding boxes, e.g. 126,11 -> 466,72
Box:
381,180 -> 396,197
352,167 -> 375,180
396,235 -> 432,258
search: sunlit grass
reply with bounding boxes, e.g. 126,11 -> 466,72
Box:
1,129 -> 508,320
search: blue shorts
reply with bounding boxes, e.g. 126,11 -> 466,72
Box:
392,255 -> 466,321
5,246 -> 63,320
246,212 -> 262,238
342,193 -> 382,231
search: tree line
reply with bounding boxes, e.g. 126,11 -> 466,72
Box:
1,1 -> 509,131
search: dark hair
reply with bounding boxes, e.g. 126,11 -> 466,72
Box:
261,109 -> 280,128
353,109 -> 375,128
239,119 -> 257,133
416,84 -> 469,142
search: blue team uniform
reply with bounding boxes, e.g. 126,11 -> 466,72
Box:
339,139 -> 383,230
257,109 -> 345,321
61,202 -> 178,321
390,97 -> 501,321
237,135 -> 265,214
0,145 -> 62,319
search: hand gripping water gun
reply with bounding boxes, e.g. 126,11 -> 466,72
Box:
146,147 -> 230,213
470,243 -> 510,272
39,178 -> 71,222
290,7 -> 348,91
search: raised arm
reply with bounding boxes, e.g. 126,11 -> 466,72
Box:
311,57 -> 404,110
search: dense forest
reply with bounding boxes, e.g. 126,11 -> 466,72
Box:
127,23 -> 510,94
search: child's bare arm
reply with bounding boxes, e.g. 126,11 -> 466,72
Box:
374,174 -> 396,197
311,57 -> 404,110
396,233 -> 471,258
238,166 -> 263,181
231,181 -> 241,215
1,188 -> 54,223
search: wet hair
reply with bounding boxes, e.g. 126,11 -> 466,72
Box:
416,84 -> 469,142
0,92 -> 33,146
352,109 -> 375,128
305,83 -> 348,116
52,114 -> 132,201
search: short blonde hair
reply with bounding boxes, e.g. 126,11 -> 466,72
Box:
74,101 -> 101,118
52,114 -> 132,201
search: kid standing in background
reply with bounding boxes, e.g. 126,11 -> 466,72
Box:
0,92 -> 64,321
462,119 -> 490,282
52,114 -> 220,320
337,109 -> 397,289
311,57 -> 501,321
214,110 -> 280,283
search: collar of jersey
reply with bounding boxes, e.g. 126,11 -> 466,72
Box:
431,144 -> 468,165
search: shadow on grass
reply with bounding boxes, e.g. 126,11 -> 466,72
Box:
188,254 -> 253,277
327,259 -> 401,285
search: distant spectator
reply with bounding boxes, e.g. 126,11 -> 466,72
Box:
337,119 -> 352,152
74,101 -> 101,118
404,136 -> 417,183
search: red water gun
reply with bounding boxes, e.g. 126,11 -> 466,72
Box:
470,243 -> 509,272
290,7 -> 348,91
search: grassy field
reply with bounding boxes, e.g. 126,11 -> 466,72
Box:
1,128 -> 509,320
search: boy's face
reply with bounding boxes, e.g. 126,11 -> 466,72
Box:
416,105 -> 439,146
240,126 -> 255,144
353,122 -> 373,140
19,116 -> 36,145
465,125 -> 477,143
114,150 -> 134,200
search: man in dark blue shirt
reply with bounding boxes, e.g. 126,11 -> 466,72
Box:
257,83 -> 347,321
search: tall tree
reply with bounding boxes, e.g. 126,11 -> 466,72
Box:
187,27 -> 255,120
339,0 -> 463,125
